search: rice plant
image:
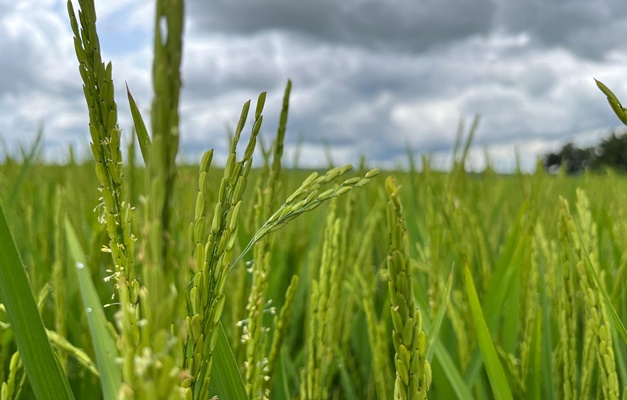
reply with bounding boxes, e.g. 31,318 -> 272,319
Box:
0,0 -> 626,399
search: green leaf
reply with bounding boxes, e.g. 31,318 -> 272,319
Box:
612,328 -> 627,390
415,293 -> 474,400
464,203 -> 527,386
595,79 -> 627,125
0,200 -> 75,400
126,83 -> 152,164
65,218 -> 121,400
426,267 -> 453,362
208,322 -> 249,400
525,310 -> 543,400
8,124 -> 43,206
459,114 -> 480,169
432,341 -> 476,400
464,262 -> 514,400
537,256 -> 556,400
337,351 -> 358,400
595,79 -> 622,104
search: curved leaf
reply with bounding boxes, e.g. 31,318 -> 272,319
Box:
0,201 -> 75,400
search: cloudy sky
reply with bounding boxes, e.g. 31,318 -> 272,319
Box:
2,0 -> 627,171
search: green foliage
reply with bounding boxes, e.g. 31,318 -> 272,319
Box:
542,133 -> 627,174
65,219 -> 121,400
0,201 -> 74,400
2,151 -> 627,399
463,262 -> 513,400
596,79 -> 627,125
1,0 -> 627,399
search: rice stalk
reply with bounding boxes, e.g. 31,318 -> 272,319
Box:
557,197 -> 578,400
232,166 -> 380,270
573,190 -> 619,400
356,265 -> 393,400
185,93 -> 266,399
67,2 -> 140,396
266,274 -> 300,386
519,228 -> 539,382
243,81 -> 292,400
301,200 -> 343,399
386,176 -> 431,400
0,352 -> 21,400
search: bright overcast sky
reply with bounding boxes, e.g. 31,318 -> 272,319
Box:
2,0 -> 627,171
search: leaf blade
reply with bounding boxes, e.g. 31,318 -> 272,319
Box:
65,218 -> 122,400
126,83 -> 152,164
595,79 -> 627,125
208,322 -> 249,400
464,262 -> 514,400
426,266 -> 453,363
0,201 -> 75,400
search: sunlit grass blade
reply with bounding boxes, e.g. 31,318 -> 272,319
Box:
595,79 -> 627,125
8,125 -> 43,206
464,207 -> 527,386
459,114 -> 480,170
208,322 -> 249,400
337,351 -> 358,400
537,258 -> 556,400
126,83 -> 151,164
65,218 -> 121,400
595,79 -> 622,103
464,262 -> 514,400
0,201 -> 75,400
46,329 -> 99,377
612,328 -> 627,388
426,266 -> 453,362
415,296 -> 474,400
0,320 -> 100,377
432,342 -> 475,400
525,310 -> 542,400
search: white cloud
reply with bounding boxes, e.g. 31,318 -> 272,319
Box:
2,0 -> 627,171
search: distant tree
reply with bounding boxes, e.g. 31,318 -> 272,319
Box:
543,130 -> 627,174
594,132 -> 627,172
542,142 -> 595,175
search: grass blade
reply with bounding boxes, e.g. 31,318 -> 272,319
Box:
337,351 -> 358,400
595,79 -> 627,125
8,125 -> 43,206
432,341 -> 475,400
208,322 -> 249,400
537,258 -> 556,400
0,201 -> 75,400
526,310 -> 543,400
612,328 -> 627,389
415,295 -> 474,400
126,83 -> 151,165
65,218 -> 121,400
464,262 -> 514,400
426,266 -> 453,362
463,215 -> 526,386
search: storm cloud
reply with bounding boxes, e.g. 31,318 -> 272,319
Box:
1,0 -> 626,170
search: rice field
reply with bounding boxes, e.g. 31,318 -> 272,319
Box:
1,0 -> 626,399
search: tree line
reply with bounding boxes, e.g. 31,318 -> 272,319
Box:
543,130 -> 627,174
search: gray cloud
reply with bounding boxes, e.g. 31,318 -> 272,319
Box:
187,0 -> 496,53
497,1 -> 627,60
1,0 -> 627,172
